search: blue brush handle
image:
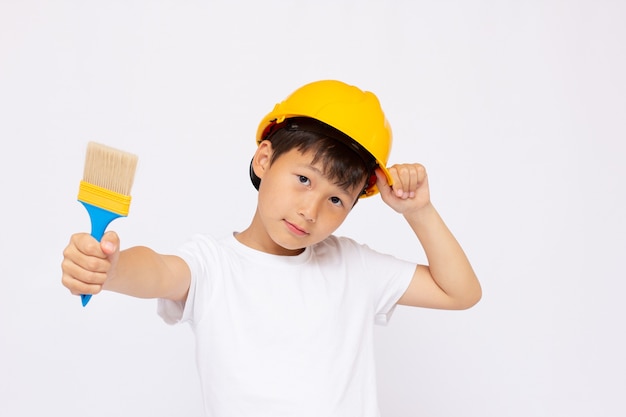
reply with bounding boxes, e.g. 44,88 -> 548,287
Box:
79,202 -> 123,307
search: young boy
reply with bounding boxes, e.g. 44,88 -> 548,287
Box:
61,79 -> 481,416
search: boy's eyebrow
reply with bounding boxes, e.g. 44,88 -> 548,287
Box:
301,163 -> 323,175
296,163 -> 326,180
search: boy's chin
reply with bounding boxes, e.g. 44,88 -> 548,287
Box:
271,236 -> 318,255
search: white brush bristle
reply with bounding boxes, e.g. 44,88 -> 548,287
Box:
82,142 -> 138,195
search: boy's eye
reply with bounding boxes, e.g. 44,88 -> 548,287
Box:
330,196 -> 343,206
298,175 -> 311,185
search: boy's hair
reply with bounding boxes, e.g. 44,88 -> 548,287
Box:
250,117 -> 377,199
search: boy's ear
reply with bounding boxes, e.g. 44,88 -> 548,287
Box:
251,140 -> 273,180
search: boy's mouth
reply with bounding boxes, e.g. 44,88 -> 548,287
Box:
284,220 -> 309,236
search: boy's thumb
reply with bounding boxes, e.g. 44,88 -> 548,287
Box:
375,167 -> 392,193
100,231 -> 119,255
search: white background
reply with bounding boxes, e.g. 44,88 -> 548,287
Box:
1,1 -> 625,416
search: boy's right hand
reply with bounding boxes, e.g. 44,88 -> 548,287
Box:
61,231 -> 120,297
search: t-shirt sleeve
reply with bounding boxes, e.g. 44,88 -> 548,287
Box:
355,241 -> 416,326
157,234 -> 213,325
373,262 -> 415,326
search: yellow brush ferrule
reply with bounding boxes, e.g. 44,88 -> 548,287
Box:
77,180 -> 132,216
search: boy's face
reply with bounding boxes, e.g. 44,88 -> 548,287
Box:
250,142 -> 363,255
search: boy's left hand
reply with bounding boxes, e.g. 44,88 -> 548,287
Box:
375,163 -> 431,214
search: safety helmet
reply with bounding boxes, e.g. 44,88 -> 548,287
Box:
255,79 -> 393,197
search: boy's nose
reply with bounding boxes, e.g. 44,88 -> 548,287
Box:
298,199 -> 319,223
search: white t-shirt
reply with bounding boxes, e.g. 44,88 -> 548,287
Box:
158,233 -> 415,417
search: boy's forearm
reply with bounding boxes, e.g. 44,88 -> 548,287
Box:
404,203 -> 481,306
103,246 -> 189,301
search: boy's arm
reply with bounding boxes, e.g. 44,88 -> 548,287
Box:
398,202 -> 481,309
376,165 -> 482,310
61,231 -> 190,302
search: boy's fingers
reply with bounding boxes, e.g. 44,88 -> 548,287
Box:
100,231 -> 119,255
62,250 -> 110,280
400,165 -> 419,195
70,233 -> 106,258
384,164 -> 428,199
61,256 -> 107,292
61,232 -> 116,296
63,234 -> 112,275
387,165 -> 411,198
62,271 -> 103,295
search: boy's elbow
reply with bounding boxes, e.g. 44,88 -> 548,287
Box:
457,284 -> 482,310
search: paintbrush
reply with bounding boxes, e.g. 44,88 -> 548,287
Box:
77,141 -> 138,307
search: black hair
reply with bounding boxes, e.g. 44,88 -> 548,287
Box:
250,117 -> 377,198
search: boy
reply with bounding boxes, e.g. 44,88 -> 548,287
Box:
61,79 -> 481,416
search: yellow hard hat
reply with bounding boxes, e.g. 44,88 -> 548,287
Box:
256,79 -> 393,197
